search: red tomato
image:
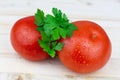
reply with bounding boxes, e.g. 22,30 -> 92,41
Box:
58,21 -> 111,73
10,16 -> 49,61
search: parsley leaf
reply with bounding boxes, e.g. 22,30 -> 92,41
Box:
35,8 -> 77,58
47,49 -> 56,58
54,42 -> 64,51
52,41 -> 57,48
67,23 -> 78,37
59,27 -> 67,39
43,14 -> 58,36
35,9 -> 45,26
51,28 -> 60,41
38,40 -> 50,51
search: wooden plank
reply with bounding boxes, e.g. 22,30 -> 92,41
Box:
0,0 -> 120,21
0,57 -> 120,78
0,72 -> 120,80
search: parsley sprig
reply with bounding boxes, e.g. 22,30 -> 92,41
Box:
35,8 -> 77,58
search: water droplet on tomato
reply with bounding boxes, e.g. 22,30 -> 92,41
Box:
86,64 -> 89,66
78,51 -> 81,54
83,60 -> 86,64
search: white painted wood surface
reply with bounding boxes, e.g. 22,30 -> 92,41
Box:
0,0 -> 120,79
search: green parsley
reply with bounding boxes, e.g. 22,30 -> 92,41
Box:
35,8 -> 77,58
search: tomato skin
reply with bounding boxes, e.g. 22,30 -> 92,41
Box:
58,21 -> 111,73
11,16 -> 49,61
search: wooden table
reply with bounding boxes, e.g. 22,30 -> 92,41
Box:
0,0 -> 120,80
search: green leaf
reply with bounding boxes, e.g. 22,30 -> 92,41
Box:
51,28 -> 60,41
67,30 -> 73,37
36,27 -> 44,32
44,14 -> 58,36
43,25 -> 51,37
63,13 -> 68,21
52,41 -> 57,48
40,31 -> 50,41
54,42 -> 64,51
59,27 -> 67,39
60,22 -> 69,28
52,8 -> 58,17
66,24 -> 78,37
35,9 -> 45,26
45,14 -> 57,26
35,8 -> 77,58
38,40 -> 50,50
52,8 -> 62,21
47,49 -> 56,58
69,23 -> 78,31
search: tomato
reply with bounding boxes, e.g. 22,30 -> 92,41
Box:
58,21 -> 111,73
10,16 -> 49,61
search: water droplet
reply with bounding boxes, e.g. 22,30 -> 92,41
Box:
86,64 -> 89,66
76,45 -> 79,47
78,51 -> 81,54
92,34 -> 97,39
83,60 -> 86,64
83,45 -> 86,48
74,48 -> 78,52
82,56 -> 85,58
